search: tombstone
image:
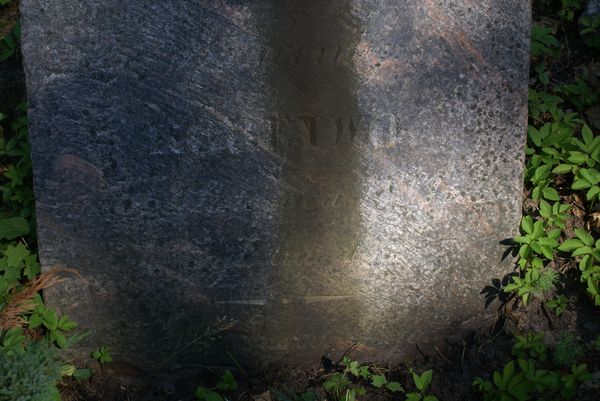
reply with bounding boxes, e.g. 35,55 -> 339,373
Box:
21,0 -> 529,376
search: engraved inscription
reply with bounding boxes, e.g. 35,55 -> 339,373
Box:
270,114 -> 364,155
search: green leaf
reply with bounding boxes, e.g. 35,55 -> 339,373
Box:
541,245 -> 555,259
513,236 -> 531,244
216,370 -> 238,391
532,220 -> 545,237
59,364 -> 77,377
4,243 -> 28,267
371,374 -> 387,388
418,370 -> 433,392
581,168 -> 600,184
0,216 -> 29,240
23,254 -> 40,279
519,244 -> 531,258
568,152 -> 587,165
358,366 -> 370,379
206,391 -> 223,401
573,246 -> 593,257
538,237 -> 558,247
58,315 -> 77,331
558,239 -> 584,252
575,228 -> 594,246
552,164 -> 572,174
582,125 -> 594,146
54,331 -> 67,348
521,216 -> 534,234
501,362 -> 515,389
548,228 -> 562,239
196,387 -> 223,401
386,381 -> 404,392
573,178 -> 592,190
531,241 -> 543,255
539,200 -> 552,217
423,397 -> 439,401
41,309 -> 58,331
542,187 -> 560,201
587,186 -> 600,201
73,368 -> 92,381
528,126 -> 543,146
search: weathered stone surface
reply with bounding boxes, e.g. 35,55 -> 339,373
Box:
22,0 -> 529,374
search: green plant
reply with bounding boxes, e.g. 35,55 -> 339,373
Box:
529,163 -> 561,201
513,216 -> 560,268
473,361 -> 530,401
546,294 -> 568,316
473,358 -> 590,401
554,79 -> 598,111
580,14 -> 600,49
0,242 -> 39,308
558,0 -> 584,21
323,372 -> 359,401
513,332 -> 548,361
572,167 -> 600,202
0,340 -> 62,401
370,373 -> 403,392
0,103 -> 35,220
0,22 -> 19,61
505,267 -> 559,305
550,125 -> 600,175
196,370 -> 238,401
0,327 -> 25,354
539,200 -> 570,229
26,296 -> 77,349
322,358 -> 404,401
0,101 -> 92,396
560,363 -> 592,397
528,90 -> 565,122
557,228 -> 600,305
531,26 -> 559,58
406,369 -> 438,401
553,334 -> 584,368
534,63 -> 551,85
593,335 -> 600,351
90,345 -> 113,364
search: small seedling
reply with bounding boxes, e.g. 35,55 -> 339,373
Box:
531,25 -> 559,58
0,23 -> 19,61
557,228 -> 600,304
538,200 -> 570,229
322,358 -> 404,401
546,295 -> 568,316
504,267 -> 559,305
513,332 -> 548,361
473,361 -> 530,401
513,216 -> 560,268
554,80 -> 598,111
572,168 -> 600,202
91,346 -> 113,364
553,334 -> 584,367
581,14 -> 600,48
406,369 -> 438,401
196,370 -> 238,401
558,0 -> 584,21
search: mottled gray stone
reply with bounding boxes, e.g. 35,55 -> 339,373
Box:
22,0 -> 529,373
